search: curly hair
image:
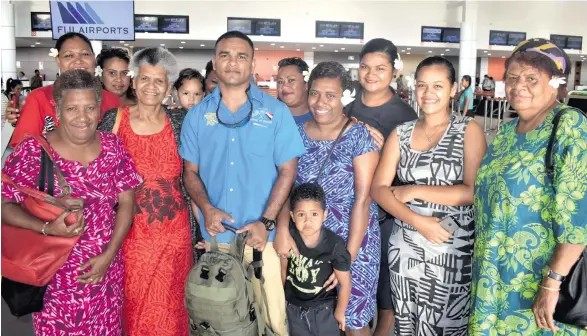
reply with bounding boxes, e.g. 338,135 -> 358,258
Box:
290,182 -> 326,210
52,69 -> 102,111
308,61 -> 352,92
129,47 -> 179,84
278,57 -> 309,74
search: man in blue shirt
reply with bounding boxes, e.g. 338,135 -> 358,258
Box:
180,31 -> 305,336
277,57 -> 313,123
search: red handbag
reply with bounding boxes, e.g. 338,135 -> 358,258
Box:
1,135 -> 83,286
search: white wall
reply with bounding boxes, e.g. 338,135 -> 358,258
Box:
16,48 -> 59,81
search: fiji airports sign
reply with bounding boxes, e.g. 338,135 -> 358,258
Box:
50,1 -> 135,41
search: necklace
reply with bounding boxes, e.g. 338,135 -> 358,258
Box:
422,121 -> 445,143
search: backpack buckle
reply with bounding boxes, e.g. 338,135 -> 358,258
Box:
249,306 -> 256,322
215,269 -> 226,282
200,322 -> 211,330
200,266 -> 210,280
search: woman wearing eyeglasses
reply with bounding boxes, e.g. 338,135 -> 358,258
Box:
98,47 -> 199,336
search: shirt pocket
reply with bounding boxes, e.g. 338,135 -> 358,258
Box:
246,123 -> 274,156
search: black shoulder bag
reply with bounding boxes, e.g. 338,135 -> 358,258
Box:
545,107 -> 587,329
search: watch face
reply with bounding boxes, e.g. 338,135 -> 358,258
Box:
264,220 -> 276,231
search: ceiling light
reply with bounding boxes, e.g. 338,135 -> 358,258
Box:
341,47 -> 345,50
296,49 -> 300,51
30,45 -> 35,47
446,49 -> 450,51
407,48 -> 412,50
200,44 -> 205,47
441,53 -> 445,56
181,41 -> 186,44
280,46 -> 284,48
334,50 -> 339,52
407,52 -> 411,55
483,50 -> 488,53
320,45 -> 324,47
428,50 -> 432,53
119,41 -> 124,43
401,50 -> 405,52
312,47 -> 316,50
502,56 -> 505,58
255,47 -> 259,50
179,47 -> 184,49
487,53 -> 492,56
124,44 -> 129,46
160,44 -> 165,46
270,43 -> 275,46
35,42 -> 41,45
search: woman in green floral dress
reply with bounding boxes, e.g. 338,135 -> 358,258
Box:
470,38 -> 587,336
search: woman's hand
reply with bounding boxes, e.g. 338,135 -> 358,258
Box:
391,185 -> 416,203
532,279 -> 560,333
334,306 -> 346,331
194,239 -> 211,252
5,100 -> 20,126
77,253 -> 114,285
366,124 -> 385,150
45,210 -> 85,237
414,216 -> 451,244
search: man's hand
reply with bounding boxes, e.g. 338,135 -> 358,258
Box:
201,205 -> 233,236
5,100 -> 19,126
237,221 -> 269,251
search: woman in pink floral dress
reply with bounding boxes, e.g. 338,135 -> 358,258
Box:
1,70 -> 142,335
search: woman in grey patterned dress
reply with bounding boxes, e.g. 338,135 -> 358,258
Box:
371,57 -> 487,335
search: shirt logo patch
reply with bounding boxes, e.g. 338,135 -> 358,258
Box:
252,108 -> 273,126
205,112 -> 218,126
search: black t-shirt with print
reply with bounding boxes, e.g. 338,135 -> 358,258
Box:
284,224 -> 351,308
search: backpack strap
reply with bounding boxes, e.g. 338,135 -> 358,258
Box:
252,249 -> 263,280
545,107 -> 587,187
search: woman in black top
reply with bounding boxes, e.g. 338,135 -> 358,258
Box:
344,38 -> 417,336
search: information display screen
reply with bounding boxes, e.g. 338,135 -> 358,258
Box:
159,16 -> 189,34
227,18 -> 252,34
31,12 -> 52,31
550,34 -> 568,49
507,32 -> 526,46
134,15 -> 158,32
489,31 -> 508,45
566,36 -> 583,50
421,26 -> 442,42
316,21 -> 363,39
254,19 -> 280,36
442,28 -> 461,43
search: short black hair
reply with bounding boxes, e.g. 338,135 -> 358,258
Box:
278,57 -> 309,74
174,68 -> 205,91
205,60 -> 214,82
52,69 -> 103,111
462,75 -> 472,88
415,56 -> 457,85
308,61 -> 352,92
215,31 -> 254,55
55,32 -> 93,54
35,69 -> 40,74
290,183 -> 326,210
359,38 -> 398,64
96,48 -> 130,69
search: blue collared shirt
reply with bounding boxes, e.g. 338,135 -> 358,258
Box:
180,84 -> 306,243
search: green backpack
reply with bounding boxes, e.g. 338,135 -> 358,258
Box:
185,225 -> 274,336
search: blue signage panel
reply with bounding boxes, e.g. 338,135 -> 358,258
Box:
50,0 -> 135,41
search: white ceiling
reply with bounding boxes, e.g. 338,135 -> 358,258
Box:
16,37 -> 586,61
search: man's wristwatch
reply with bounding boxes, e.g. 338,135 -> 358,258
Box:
260,217 -> 276,231
546,268 -> 566,282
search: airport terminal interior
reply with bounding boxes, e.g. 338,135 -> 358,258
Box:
1,1 -> 586,335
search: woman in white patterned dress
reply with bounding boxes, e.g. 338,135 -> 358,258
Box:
371,56 -> 486,335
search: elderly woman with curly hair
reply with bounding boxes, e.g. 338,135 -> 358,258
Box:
98,47 -> 199,336
470,38 -> 587,336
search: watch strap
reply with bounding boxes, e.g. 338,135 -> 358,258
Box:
547,269 -> 566,282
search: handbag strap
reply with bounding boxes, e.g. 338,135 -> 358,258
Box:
112,107 -> 123,135
27,135 -> 71,197
1,173 -> 74,211
316,118 -> 353,182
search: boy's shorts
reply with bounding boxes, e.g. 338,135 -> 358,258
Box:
286,300 -> 339,336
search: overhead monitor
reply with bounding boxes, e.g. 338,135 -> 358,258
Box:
507,32 -> 526,46
31,12 -> 52,31
441,27 -> 461,43
316,21 -> 363,39
50,0 -> 135,41
421,26 -> 442,42
227,17 -> 281,36
565,36 -> 583,50
159,15 -> 189,34
489,31 -> 508,46
134,14 -> 158,32
550,34 -> 568,49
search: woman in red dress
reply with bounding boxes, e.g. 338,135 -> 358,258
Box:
98,47 -> 198,336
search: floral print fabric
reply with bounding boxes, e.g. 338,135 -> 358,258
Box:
470,104 -> 587,336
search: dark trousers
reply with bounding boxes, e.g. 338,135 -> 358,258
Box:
286,301 -> 339,336
376,216 -> 394,310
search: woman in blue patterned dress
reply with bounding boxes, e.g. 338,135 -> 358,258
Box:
371,56 -> 487,335
276,61 -> 380,335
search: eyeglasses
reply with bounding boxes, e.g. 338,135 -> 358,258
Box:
215,88 -> 253,128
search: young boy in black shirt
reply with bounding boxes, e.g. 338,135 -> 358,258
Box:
281,183 -> 352,335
